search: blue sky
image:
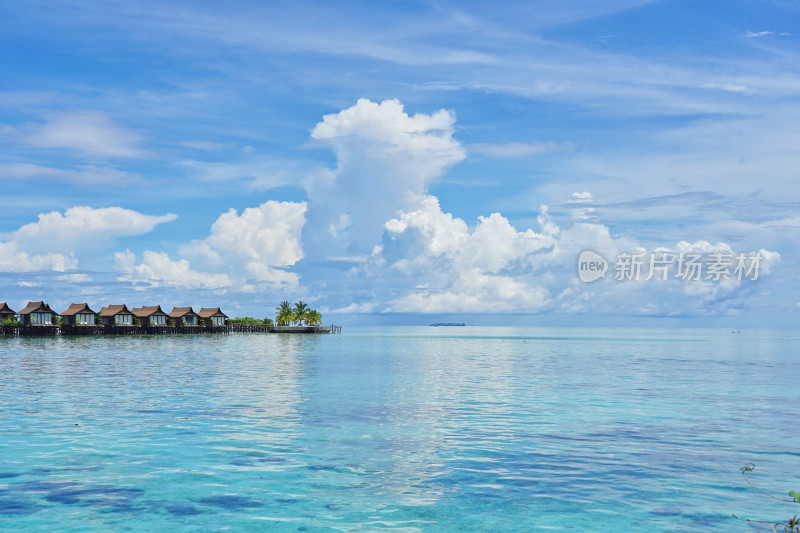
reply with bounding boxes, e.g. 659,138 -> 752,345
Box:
1,0 -> 798,326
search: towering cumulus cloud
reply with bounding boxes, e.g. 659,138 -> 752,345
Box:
307,98 -> 466,255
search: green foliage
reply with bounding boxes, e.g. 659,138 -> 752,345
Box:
275,301 -> 293,325
2,317 -> 20,327
738,463 -> 800,532
293,300 -> 310,325
229,316 -> 274,326
273,301 -> 323,326
306,309 -> 322,325
230,316 -> 262,325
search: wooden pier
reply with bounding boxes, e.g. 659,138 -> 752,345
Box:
1,324 -> 341,337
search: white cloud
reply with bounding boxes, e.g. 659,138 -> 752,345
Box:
745,30 -> 782,38
0,240 -> 77,273
115,250 -> 232,289
702,83 -> 754,95
307,98 -> 466,253
568,191 -> 597,221
754,249 -> 780,276
326,302 -> 379,314
382,196 -> 470,266
674,240 -> 732,254
13,206 -> 177,256
569,191 -> 593,203
0,206 -> 175,273
119,201 -> 306,290
187,200 -> 305,286
387,197 -> 555,274
205,201 -> 305,269
343,190 -> 782,317
311,98 -> 465,187
388,268 -> 550,313
55,273 -> 93,283
5,111 -> 148,158
376,196 -> 555,313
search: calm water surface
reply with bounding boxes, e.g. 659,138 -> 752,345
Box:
0,327 -> 798,531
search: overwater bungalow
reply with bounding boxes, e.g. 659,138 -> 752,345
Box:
17,301 -> 57,326
99,304 -> 135,327
131,305 -> 170,327
60,303 -> 98,326
3,298 -> 337,336
198,307 -> 228,327
0,302 -> 16,321
168,307 -> 200,327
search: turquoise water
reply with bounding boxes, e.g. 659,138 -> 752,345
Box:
0,327 -> 798,532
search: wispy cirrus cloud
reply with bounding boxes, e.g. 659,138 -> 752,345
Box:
0,162 -> 141,186
745,30 -> 792,38
178,157 -> 301,191
2,111 -> 148,158
701,83 -> 754,94
468,140 -> 573,158
178,140 -> 228,151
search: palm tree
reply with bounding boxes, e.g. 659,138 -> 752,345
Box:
306,309 -> 322,326
276,301 -> 293,326
293,300 -> 309,325
276,307 -> 293,325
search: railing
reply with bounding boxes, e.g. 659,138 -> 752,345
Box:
1,324 -> 341,336
16,325 -> 60,336
228,325 -> 271,333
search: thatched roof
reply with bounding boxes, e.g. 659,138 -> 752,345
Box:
18,301 -> 55,315
168,306 -> 199,318
0,302 -> 15,314
60,303 -> 96,316
198,307 -> 228,318
131,305 -> 168,318
99,304 -> 133,317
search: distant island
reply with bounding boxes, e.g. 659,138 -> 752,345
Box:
429,322 -> 466,327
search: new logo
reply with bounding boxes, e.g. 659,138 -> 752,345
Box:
578,250 -> 608,283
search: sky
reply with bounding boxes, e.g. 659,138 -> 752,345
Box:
1,0 -> 799,327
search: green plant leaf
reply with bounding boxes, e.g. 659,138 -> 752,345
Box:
789,491 -> 800,503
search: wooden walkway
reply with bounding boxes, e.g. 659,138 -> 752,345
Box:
1,324 -> 342,337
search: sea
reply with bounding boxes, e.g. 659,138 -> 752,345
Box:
1,327 -> 798,532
